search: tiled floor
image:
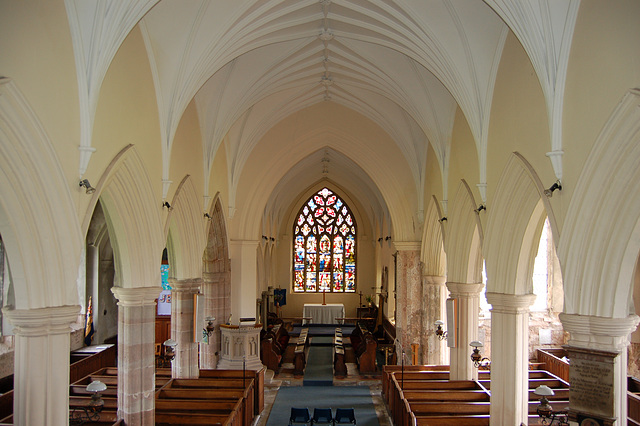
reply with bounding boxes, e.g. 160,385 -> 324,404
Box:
255,363 -> 392,426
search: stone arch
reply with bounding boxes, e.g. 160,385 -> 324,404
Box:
421,196 -> 447,277
204,196 -> 230,274
559,89 -> 640,318
165,175 -> 205,279
96,144 -> 165,289
0,78 -> 83,309
447,180 -> 483,283
484,152 -> 557,295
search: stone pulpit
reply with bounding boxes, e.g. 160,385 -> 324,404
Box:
217,323 -> 263,370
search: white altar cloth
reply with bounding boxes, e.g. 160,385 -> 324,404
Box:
302,303 -> 345,324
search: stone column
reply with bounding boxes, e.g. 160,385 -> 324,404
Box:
560,313 -> 640,425
229,240 -> 259,321
3,305 -> 79,426
111,287 -> 160,426
422,275 -> 447,365
446,282 -> 484,380
394,243 -> 422,362
170,278 -> 201,378
200,272 -> 219,369
486,292 -> 536,426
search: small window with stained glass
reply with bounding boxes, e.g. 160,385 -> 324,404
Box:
293,188 -> 356,293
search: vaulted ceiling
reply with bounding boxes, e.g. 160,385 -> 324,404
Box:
66,0 -> 580,240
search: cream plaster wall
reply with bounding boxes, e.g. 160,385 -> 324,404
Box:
91,25 -> 163,211
0,1 -> 80,186
168,99 -> 205,204
448,108 -> 481,206
423,144 -> 443,205
563,0 -> 640,206
485,32 -> 553,215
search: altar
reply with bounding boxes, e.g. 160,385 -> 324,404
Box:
303,303 -> 345,325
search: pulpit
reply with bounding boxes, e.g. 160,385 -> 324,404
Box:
217,323 -> 264,370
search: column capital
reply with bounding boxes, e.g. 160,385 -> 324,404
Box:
486,292 -> 536,314
423,275 -> 447,285
111,286 -> 161,306
394,241 -> 421,251
560,313 -> 640,352
446,282 -> 484,296
3,305 -> 79,336
169,278 -> 203,292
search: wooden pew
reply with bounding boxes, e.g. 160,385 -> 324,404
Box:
293,328 -> 309,376
349,323 -> 377,373
260,323 -> 290,371
333,328 -> 347,377
199,368 -> 265,415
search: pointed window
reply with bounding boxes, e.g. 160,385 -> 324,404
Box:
293,188 -> 356,292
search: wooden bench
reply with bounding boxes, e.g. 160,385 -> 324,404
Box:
333,328 -> 347,377
260,323 -> 290,371
350,323 -> 377,373
199,368 -> 265,415
293,328 -> 309,376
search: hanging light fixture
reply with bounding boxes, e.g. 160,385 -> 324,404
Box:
470,341 -> 490,369
434,320 -> 447,340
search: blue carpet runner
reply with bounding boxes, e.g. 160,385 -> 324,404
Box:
265,386 -> 378,426
303,336 -> 334,386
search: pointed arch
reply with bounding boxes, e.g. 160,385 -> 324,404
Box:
0,78 -> 83,309
204,196 -> 230,274
97,145 -> 165,288
484,152 -> 558,295
559,89 -> 640,317
421,196 -> 447,277
446,180 -> 483,283
165,175 -> 205,279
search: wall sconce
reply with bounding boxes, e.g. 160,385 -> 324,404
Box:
270,237 -> 275,242
204,213 -> 212,219
534,385 -> 569,425
544,180 -> 563,197
385,236 -> 391,241
470,340 -> 490,369
203,316 -> 216,339
69,380 -> 106,425
163,338 -> 177,363
79,179 -> 96,194
434,320 -> 447,340
474,204 -> 486,213
162,201 -> 173,211
439,217 -> 447,223
262,235 -> 268,240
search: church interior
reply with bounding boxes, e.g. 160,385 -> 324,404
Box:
1,1 -> 640,425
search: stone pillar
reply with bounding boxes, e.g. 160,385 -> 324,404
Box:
111,287 -> 160,426
560,313 -> 640,425
200,272 -> 219,369
486,292 -> 536,426
229,240 -> 259,321
3,305 -> 79,426
394,242 -> 422,362
170,278 -> 201,378
422,275 -> 447,365
446,282 -> 484,380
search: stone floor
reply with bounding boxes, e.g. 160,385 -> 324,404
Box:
255,363 -> 392,426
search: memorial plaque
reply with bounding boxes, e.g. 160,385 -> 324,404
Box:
566,347 -> 617,419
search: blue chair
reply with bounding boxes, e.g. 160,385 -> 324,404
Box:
334,408 -> 356,425
312,408 -> 334,425
290,407 -> 311,425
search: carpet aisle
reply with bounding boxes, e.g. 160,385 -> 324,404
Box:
265,386 -> 379,426
303,336 -> 334,386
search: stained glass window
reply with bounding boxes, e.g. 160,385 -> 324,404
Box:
293,188 -> 356,292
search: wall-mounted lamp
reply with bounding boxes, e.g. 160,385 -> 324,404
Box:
544,180 -> 563,198
270,237 -> 275,242
69,380 -> 106,425
377,238 -> 383,242
439,217 -> 447,223
434,320 -> 447,340
79,179 -> 96,194
203,316 -> 216,340
470,340 -> 490,369
204,213 -> 212,219
474,204 -> 486,213
385,236 -> 391,241
162,201 -> 173,211
262,235 -> 268,240
533,385 -> 569,425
